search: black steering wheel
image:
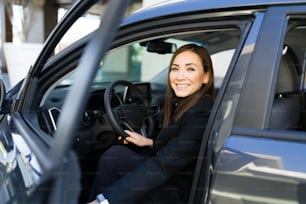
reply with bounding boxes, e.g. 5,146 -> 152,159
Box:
104,80 -> 154,138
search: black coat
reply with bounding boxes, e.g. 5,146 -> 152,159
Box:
103,96 -> 213,203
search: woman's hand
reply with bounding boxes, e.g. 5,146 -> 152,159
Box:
122,130 -> 153,147
87,199 -> 99,204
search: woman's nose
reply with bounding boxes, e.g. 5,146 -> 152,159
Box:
177,69 -> 185,79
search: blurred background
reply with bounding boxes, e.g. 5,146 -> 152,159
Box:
0,0 -> 168,89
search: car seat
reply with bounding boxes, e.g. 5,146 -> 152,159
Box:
269,47 -> 304,130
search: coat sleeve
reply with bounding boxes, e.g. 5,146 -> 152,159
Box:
103,99 -> 212,203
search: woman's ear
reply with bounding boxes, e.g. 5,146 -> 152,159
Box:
202,73 -> 209,84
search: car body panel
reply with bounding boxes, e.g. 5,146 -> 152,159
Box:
212,133 -> 306,203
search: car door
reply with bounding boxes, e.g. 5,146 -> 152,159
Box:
206,4 -> 306,204
0,0 -> 130,203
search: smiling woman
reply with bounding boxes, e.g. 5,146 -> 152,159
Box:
88,44 -> 216,204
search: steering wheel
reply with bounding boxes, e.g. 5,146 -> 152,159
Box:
104,80 -> 154,138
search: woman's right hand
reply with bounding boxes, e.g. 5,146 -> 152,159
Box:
121,130 -> 153,148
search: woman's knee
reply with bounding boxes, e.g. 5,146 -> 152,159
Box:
98,145 -> 145,172
98,145 -> 128,167
101,145 -> 127,158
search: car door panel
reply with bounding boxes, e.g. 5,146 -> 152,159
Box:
0,116 -> 43,203
209,5 -> 306,204
212,134 -> 306,203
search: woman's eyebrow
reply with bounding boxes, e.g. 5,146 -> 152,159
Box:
171,63 -> 200,68
185,63 -> 200,67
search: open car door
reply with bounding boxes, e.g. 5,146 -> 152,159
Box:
46,1 -> 131,203
0,1 -> 131,203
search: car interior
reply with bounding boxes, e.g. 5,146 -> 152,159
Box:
271,20 -> 306,131
269,45 -> 304,130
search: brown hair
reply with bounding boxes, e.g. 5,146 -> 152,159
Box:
163,44 -> 216,127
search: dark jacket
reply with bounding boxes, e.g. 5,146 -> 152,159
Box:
103,96 -> 213,203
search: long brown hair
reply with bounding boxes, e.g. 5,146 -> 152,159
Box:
163,44 -> 216,127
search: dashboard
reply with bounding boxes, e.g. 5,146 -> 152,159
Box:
36,80 -> 166,158
38,82 -> 158,136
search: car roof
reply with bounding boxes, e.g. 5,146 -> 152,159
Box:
123,0 -> 306,25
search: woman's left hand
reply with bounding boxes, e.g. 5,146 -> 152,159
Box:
124,130 -> 153,147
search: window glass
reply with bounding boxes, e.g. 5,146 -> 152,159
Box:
53,3 -> 142,56
57,29 -> 238,88
41,27 -> 241,136
269,19 -> 306,131
55,8 -> 101,54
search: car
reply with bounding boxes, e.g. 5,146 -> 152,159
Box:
1,0 -> 306,203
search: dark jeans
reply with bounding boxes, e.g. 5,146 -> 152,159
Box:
89,145 -> 146,201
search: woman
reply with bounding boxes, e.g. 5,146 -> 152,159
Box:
89,44 -> 216,204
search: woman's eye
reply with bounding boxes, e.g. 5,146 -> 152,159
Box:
187,67 -> 195,71
170,67 -> 179,71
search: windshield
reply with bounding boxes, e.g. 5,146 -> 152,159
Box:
59,34 -> 235,87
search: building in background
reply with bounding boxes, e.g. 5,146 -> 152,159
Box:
0,0 -> 168,88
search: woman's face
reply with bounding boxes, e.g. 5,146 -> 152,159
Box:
169,51 -> 209,97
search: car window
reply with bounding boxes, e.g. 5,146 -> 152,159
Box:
56,30 -> 237,88
49,2 -> 104,58
100,39 -> 234,86
269,18 -> 306,131
40,27 -> 241,136
55,8 -> 100,54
